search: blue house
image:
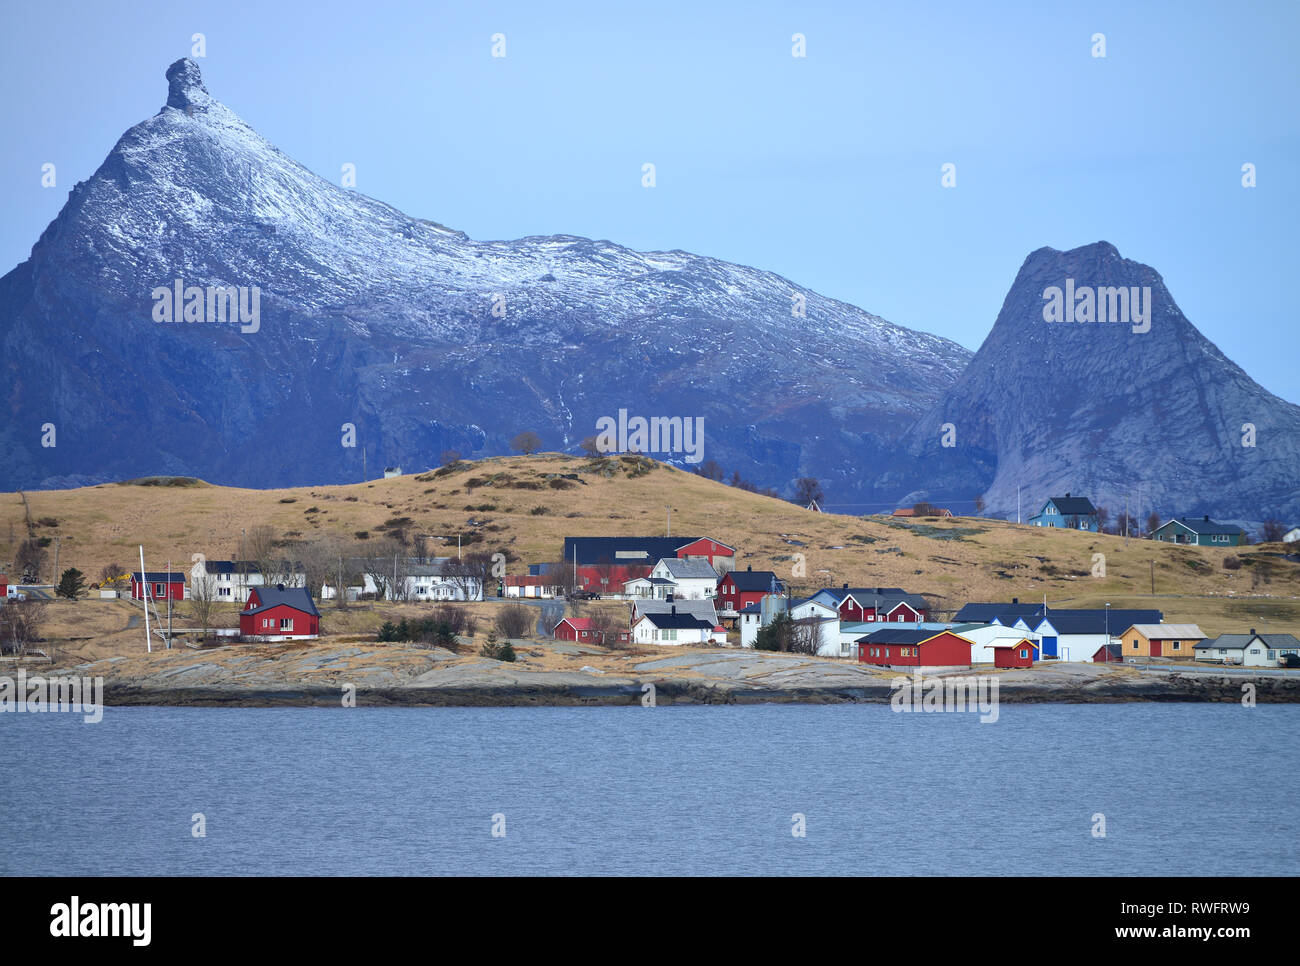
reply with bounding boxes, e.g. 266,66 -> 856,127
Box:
1028,493 -> 1099,531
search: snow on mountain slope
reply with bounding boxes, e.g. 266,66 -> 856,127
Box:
0,59 -> 970,495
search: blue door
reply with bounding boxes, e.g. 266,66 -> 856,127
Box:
1040,636 -> 1058,657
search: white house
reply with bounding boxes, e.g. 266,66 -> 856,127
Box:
647,557 -> 719,600
1194,631 -> 1300,667
622,575 -> 678,599
320,557 -> 483,602
631,607 -> 723,646
1284,527 -> 1300,544
191,559 -> 306,601
632,596 -> 718,625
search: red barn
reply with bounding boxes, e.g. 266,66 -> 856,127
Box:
131,571 -> 186,602
559,536 -> 735,594
239,585 -> 320,640
992,639 -> 1038,668
716,566 -> 784,615
857,629 -> 972,668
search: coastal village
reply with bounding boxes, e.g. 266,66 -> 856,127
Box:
3,467 -> 1297,678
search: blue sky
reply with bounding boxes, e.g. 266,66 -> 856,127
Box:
2,0 -> 1297,401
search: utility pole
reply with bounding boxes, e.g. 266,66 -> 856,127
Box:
1150,559 -> 1155,596
362,447 -> 367,482
1017,487 -> 1021,524
666,505 -> 672,538
53,536 -> 61,584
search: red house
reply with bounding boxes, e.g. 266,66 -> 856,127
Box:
826,586 -> 929,623
992,639 -> 1038,668
0,573 -> 7,599
553,617 -> 627,646
716,566 -> 784,615
857,629 -> 972,667
239,585 -> 320,640
131,571 -> 186,602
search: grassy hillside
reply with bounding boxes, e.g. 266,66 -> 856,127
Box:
3,454 -> 1298,642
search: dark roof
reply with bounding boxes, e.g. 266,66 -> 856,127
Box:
725,569 -> 784,592
132,571 -> 185,581
243,585 -> 320,617
954,602 -> 1046,622
638,611 -> 715,630
1016,610 -> 1164,634
1158,517 -> 1245,536
1094,643 -> 1124,659
1197,633 -> 1300,650
562,536 -> 704,566
820,587 -> 928,612
1044,495 -> 1097,515
857,629 -> 939,645
204,559 -> 305,574
956,603 -> 1163,632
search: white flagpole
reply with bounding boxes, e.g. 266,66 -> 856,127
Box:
140,545 -> 152,653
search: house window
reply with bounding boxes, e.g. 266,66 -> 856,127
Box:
280,618 -> 293,631
155,583 -> 165,597
1268,650 -> 1276,660
1172,642 -> 1180,650
1020,649 -> 1029,659
1132,642 -> 1139,650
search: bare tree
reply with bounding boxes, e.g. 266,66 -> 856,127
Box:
363,537 -> 413,601
189,571 -> 217,643
245,524 -> 282,586
495,604 -> 533,639
588,609 -> 622,648
696,460 -> 724,482
973,494 -> 986,516
412,533 -> 430,564
439,450 -> 462,466
789,617 -> 827,656
99,562 -> 128,588
1260,519 -> 1286,543
2,598 -> 47,657
1095,506 -> 1111,531
1145,511 -> 1161,537
295,536 -> 336,603
793,477 -> 824,507
511,431 -> 543,455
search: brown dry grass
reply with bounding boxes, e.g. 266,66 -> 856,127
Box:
3,453 -> 1297,658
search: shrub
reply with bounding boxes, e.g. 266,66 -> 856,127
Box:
1223,555 -> 1242,571
480,632 -> 517,662
495,604 -> 533,639
529,506 -> 550,515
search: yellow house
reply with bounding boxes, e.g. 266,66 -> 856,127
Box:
1118,623 -> 1205,660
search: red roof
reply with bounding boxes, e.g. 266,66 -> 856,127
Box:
558,617 -> 596,631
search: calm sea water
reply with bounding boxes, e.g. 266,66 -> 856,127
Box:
1,704 -> 1296,876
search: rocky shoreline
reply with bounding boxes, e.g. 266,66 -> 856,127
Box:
61,642 -> 1300,708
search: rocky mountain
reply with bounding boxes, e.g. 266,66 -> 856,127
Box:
899,241 -> 1300,527
0,59 -> 969,496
